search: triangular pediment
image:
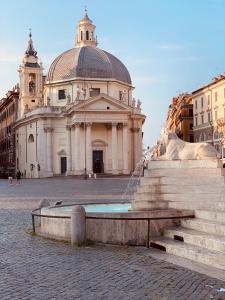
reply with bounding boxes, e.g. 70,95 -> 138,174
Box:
69,93 -> 132,112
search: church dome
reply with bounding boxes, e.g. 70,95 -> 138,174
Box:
46,45 -> 132,85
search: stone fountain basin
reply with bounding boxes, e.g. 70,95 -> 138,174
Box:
37,203 -> 193,246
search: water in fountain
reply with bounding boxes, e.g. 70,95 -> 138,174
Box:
122,146 -> 156,201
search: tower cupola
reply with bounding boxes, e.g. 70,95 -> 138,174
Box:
76,8 -> 97,47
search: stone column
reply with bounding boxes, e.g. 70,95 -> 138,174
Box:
44,127 -> 54,173
66,125 -> 72,174
122,123 -> 129,174
111,122 -> 118,174
74,122 -> 81,174
132,127 -> 141,170
86,122 -> 92,173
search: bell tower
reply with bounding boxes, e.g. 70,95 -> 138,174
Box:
18,31 -> 43,117
76,8 -> 98,47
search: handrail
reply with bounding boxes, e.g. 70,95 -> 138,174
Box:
31,206 -> 194,248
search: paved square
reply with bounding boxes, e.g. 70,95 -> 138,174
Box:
0,209 -> 225,299
0,178 -> 225,299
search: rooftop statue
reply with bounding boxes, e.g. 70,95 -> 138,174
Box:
153,128 -> 220,160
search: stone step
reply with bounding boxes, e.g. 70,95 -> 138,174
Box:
131,200 -> 168,210
164,226 -> 225,252
144,168 -> 224,177
134,191 -> 225,202
169,201 -> 225,211
195,210 -> 225,222
137,184 -> 225,194
140,176 -> 225,186
181,218 -> 225,236
148,160 -> 222,169
149,237 -> 225,270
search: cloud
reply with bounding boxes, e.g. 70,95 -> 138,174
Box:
0,51 -> 21,63
159,43 -> 184,50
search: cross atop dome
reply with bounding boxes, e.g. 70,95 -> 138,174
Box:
76,9 -> 98,48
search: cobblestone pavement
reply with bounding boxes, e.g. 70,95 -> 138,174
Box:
0,177 -> 135,198
1,209 -> 225,300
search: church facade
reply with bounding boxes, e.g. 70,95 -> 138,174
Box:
15,10 -> 145,178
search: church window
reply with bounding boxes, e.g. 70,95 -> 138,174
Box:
215,110 -> 218,120
201,115 -> 204,124
215,92 -> 218,102
58,89 -> 66,100
28,134 -> 34,143
81,31 -> 83,40
86,30 -> 89,40
119,91 -> 123,101
90,88 -> 100,97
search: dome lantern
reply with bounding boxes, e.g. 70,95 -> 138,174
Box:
76,8 -> 98,47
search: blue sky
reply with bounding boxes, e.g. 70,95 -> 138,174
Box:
1,0 -> 225,147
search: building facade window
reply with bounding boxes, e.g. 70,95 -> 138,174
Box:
195,100 -> 198,110
89,88 -> 100,97
201,97 -> 204,108
58,89 -> 66,100
119,91 -> 123,101
215,92 -> 218,102
208,95 -> 210,105
86,30 -> 89,40
28,134 -> 34,143
201,115 -> 204,124
208,112 -> 211,122
195,116 -> 198,126
215,110 -> 218,120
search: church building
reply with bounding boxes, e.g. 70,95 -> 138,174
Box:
15,10 -> 145,178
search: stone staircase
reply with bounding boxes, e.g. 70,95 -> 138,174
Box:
132,159 -> 225,270
150,210 -> 225,270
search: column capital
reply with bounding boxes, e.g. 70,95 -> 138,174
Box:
131,127 -> 140,133
66,125 -> 72,130
112,122 -> 118,127
44,127 -> 54,133
117,123 -> 123,130
123,122 -> 128,127
86,122 -> 92,127
73,122 -> 81,128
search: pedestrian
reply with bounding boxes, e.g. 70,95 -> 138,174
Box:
8,175 -> 13,185
16,170 -> 21,185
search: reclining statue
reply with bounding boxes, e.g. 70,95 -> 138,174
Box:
154,128 -> 220,160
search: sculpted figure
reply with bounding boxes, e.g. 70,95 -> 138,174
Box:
153,128 -> 219,160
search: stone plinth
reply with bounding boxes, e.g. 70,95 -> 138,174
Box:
133,158 -> 225,270
132,159 -> 224,211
